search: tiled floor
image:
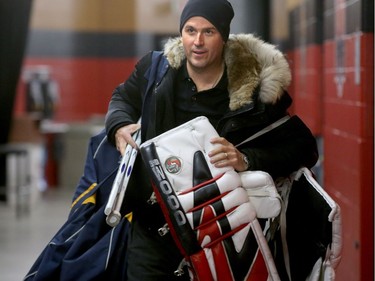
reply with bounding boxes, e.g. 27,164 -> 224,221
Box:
0,186 -> 74,281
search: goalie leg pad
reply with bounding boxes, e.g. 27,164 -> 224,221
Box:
140,117 -> 280,281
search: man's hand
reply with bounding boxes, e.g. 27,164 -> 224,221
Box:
115,123 -> 141,155
208,137 -> 249,172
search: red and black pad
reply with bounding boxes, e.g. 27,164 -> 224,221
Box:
140,142 -> 200,256
140,117 -> 280,281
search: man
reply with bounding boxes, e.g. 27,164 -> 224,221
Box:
105,0 -> 318,280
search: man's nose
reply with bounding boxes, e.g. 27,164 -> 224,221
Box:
194,33 -> 204,46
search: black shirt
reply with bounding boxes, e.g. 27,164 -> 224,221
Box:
174,62 -> 230,128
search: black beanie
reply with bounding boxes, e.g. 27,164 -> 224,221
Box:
179,0 -> 234,42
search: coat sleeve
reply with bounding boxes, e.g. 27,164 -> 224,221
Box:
105,52 -> 153,145
241,115 -> 319,179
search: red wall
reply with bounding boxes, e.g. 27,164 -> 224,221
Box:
14,57 -> 137,122
322,32 -> 374,280
291,44 -> 323,135
287,1 -> 374,280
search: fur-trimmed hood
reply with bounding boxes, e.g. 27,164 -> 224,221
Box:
163,34 -> 291,111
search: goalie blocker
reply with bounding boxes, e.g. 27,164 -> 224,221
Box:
140,116 -> 280,281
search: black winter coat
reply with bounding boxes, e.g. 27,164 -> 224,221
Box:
104,34 -> 319,280
105,34 -> 318,179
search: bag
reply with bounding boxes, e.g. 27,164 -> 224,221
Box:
24,133 -> 131,281
24,179 -> 130,281
140,116 -> 280,281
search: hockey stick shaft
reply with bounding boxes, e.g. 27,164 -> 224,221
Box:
107,130 -> 141,226
104,119 -> 141,216
104,142 -> 134,216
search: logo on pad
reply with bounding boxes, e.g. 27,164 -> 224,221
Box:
165,156 -> 182,174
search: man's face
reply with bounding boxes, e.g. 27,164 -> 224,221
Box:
181,16 -> 225,73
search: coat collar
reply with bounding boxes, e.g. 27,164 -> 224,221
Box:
163,34 -> 291,111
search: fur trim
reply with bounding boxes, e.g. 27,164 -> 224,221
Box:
163,33 -> 291,111
164,37 -> 185,69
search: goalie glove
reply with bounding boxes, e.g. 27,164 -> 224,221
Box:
140,116 -> 280,281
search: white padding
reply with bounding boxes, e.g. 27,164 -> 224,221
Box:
178,171 -> 242,212
240,171 -> 281,218
141,116 -> 233,192
226,201 -> 257,229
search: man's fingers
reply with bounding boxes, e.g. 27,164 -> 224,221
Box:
115,123 -> 141,155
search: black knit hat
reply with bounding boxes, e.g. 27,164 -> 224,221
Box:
179,0 -> 234,42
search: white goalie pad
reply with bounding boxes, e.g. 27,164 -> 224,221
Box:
142,116 -> 235,192
140,116 -> 280,281
240,171 -> 282,219
274,167 -> 342,281
183,187 -> 252,231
